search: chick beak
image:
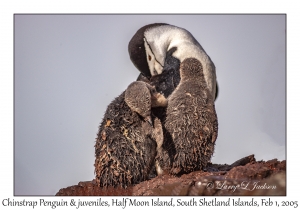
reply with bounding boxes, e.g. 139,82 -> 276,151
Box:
145,116 -> 153,127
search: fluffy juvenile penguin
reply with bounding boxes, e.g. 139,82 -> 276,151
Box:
158,57 -> 218,175
94,81 -> 166,188
129,23 -> 218,100
125,81 -> 167,175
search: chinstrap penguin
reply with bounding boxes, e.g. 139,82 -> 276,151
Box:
158,57 -> 218,175
129,23 -> 219,176
129,23 -> 218,100
94,81 -> 166,188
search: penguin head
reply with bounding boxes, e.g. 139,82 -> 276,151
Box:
180,58 -> 204,81
128,23 -> 169,79
129,23 -> 205,76
125,81 -> 152,125
129,23 -> 218,100
125,81 -> 167,126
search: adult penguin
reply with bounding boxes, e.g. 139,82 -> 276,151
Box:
128,23 -> 218,100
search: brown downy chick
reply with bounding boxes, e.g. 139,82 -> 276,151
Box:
94,81 -> 167,188
161,57 -> 218,175
125,81 -> 166,176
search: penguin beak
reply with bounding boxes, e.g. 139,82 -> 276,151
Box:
145,116 -> 153,127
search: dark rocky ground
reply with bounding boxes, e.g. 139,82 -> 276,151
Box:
56,155 -> 286,196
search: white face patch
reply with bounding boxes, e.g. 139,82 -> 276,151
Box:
144,38 -> 163,76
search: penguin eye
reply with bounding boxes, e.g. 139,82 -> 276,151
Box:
148,55 -> 152,61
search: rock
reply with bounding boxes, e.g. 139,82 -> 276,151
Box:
56,155 -> 286,196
